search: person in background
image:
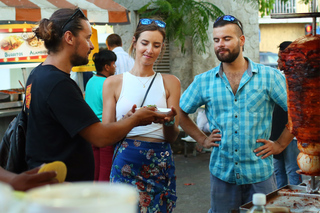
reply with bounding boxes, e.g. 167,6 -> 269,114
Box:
85,49 -> 117,181
179,15 -> 295,212
106,34 -> 135,75
0,166 -> 58,191
25,8 -> 167,182
103,18 -> 180,212
272,41 -> 302,188
195,107 -> 211,152
82,71 -> 94,90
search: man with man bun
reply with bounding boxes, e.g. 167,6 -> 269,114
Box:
21,8 -> 167,183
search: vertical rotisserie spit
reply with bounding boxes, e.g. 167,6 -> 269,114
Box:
280,34 -> 320,176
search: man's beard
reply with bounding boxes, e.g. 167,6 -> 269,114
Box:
215,46 -> 240,63
70,52 -> 89,66
70,43 -> 89,66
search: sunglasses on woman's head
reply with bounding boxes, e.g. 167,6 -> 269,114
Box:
138,18 -> 166,28
61,8 -> 86,31
214,15 -> 243,34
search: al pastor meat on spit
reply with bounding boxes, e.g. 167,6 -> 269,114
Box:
280,34 -> 320,175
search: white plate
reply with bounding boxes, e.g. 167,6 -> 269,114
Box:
136,107 -> 171,114
157,108 -> 171,114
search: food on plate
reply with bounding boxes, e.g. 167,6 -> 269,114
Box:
280,34 -> 320,175
26,35 -> 44,48
0,35 -> 24,51
38,161 -> 67,183
138,105 -> 172,114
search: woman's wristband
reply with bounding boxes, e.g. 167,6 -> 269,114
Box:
164,117 -> 175,126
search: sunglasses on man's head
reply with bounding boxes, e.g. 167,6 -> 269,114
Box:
61,8 -> 86,31
138,18 -> 166,28
214,15 -> 243,33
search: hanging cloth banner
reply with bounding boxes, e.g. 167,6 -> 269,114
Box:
0,0 -> 129,25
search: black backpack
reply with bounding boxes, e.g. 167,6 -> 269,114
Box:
0,104 -> 28,174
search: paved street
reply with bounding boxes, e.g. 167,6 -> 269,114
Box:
174,152 -> 211,213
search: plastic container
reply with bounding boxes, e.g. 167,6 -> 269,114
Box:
247,193 -> 271,213
23,182 -> 139,213
0,182 -> 14,212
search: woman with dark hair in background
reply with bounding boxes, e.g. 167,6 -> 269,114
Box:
102,18 -> 180,212
85,49 -> 117,181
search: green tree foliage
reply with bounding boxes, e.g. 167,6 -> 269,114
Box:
139,0 -> 312,54
138,0 -> 224,54
237,0 -> 277,17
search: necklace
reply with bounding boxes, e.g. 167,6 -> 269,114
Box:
136,74 -> 154,88
96,72 -> 107,78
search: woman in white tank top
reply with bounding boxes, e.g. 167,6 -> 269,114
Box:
102,19 -> 181,213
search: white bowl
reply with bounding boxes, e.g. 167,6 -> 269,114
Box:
0,182 -> 14,212
24,182 -> 138,213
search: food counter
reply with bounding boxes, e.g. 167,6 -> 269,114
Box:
0,89 -> 24,138
0,107 -> 21,117
240,183 -> 320,212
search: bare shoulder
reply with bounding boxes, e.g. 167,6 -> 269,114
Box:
160,73 -> 181,85
103,74 -> 123,87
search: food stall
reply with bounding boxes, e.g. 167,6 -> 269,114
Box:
241,1 -> 320,212
0,0 -> 130,137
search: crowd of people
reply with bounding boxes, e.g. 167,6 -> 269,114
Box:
0,7 -> 302,213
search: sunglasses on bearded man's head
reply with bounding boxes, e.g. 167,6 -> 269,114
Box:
214,15 -> 243,34
61,8 -> 86,31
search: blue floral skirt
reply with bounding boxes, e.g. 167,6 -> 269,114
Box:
110,138 -> 177,213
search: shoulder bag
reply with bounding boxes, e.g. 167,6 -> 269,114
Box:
0,98 -> 28,173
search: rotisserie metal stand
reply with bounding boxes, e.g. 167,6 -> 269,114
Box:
240,184 -> 320,212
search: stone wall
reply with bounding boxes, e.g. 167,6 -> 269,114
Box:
111,0 -> 150,52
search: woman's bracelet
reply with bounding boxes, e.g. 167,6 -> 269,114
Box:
164,117 -> 175,126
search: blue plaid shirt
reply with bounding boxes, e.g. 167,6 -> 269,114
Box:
180,58 -> 287,185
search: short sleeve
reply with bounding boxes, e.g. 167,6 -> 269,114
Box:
270,70 -> 287,111
180,75 -> 204,114
47,80 -> 100,137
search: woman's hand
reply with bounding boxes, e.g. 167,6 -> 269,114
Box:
164,106 -> 177,123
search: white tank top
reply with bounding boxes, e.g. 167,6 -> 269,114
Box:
116,72 -> 167,139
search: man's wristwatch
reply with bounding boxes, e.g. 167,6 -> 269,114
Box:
164,118 -> 175,126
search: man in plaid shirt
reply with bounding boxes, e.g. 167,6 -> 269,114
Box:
179,15 -> 295,213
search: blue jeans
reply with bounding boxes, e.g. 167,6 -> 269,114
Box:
274,139 -> 302,188
207,173 -> 277,213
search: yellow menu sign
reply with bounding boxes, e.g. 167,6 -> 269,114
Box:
0,24 -> 98,72
0,24 -> 47,64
